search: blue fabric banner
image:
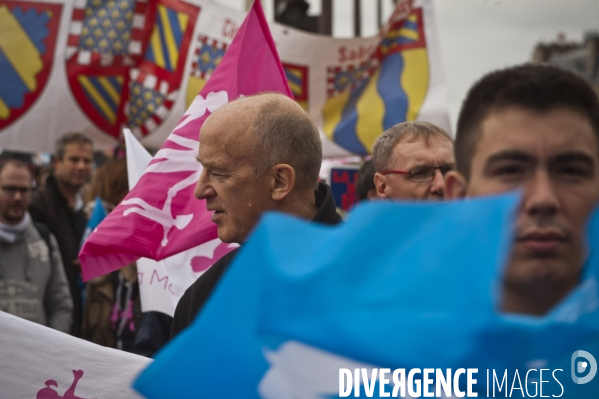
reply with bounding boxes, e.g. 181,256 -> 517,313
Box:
134,192 -> 599,398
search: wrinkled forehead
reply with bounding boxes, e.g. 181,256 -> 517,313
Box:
390,135 -> 454,166
200,101 -> 256,143
198,112 -> 256,167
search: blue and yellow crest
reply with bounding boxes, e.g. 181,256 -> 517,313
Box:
283,63 -> 309,111
323,8 -> 428,155
0,1 -> 62,130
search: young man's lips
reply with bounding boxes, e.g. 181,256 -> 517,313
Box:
517,231 -> 565,252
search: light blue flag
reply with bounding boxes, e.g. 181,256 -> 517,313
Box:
134,192 -> 585,398
81,196 -> 108,248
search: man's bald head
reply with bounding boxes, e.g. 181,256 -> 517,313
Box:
201,93 -> 322,190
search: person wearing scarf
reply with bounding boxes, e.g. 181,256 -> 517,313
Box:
0,159 -> 72,332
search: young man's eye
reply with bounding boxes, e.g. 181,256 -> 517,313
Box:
555,164 -> 592,179
493,164 -> 526,177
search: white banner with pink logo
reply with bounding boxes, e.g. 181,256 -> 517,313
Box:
124,129 -> 236,315
0,311 -> 150,399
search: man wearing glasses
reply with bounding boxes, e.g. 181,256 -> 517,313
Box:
0,159 -> 72,332
372,121 -> 455,201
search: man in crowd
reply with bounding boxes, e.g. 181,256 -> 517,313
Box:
445,64 -> 599,315
372,121 -> 455,201
171,92 -> 342,337
0,159 -> 72,332
30,132 -> 93,336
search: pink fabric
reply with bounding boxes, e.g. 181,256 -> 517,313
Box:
79,0 -> 292,281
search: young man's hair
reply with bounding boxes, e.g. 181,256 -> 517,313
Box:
55,132 -> 93,160
372,121 -> 452,172
455,64 -> 599,180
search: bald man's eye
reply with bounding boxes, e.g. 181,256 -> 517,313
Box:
211,171 -> 229,181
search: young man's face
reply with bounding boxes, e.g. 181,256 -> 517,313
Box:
453,106 -> 599,301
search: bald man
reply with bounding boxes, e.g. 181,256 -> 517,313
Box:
171,93 -> 342,337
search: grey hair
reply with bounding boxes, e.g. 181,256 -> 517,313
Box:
372,121 -> 452,172
250,96 -> 322,190
55,132 -> 93,160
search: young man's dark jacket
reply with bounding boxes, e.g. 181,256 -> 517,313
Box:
171,182 -> 343,338
29,174 -> 87,336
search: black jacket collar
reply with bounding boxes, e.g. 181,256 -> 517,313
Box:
313,182 -> 343,226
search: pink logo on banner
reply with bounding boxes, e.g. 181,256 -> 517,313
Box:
191,242 -> 234,273
37,370 -> 93,399
79,0 -> 293,281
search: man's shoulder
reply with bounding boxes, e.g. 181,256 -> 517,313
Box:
185,248 -> 239,298
172,247 -> 239,337
29,187 -> 47,210
313,182 -> 343,226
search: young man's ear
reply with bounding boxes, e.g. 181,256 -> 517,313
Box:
270,164 -> 295,201
444,171 -> 467,200
373,172 -> 387,199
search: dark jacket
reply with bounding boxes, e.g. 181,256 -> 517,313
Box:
132,311 -> 175,358
171,182 -> 343,338
29,174 -> 87,336
82,266 -> 141,351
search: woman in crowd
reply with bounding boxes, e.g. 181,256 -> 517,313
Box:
81,158 -> 141,351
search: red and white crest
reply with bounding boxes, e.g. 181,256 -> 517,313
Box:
65,0 -> 199,138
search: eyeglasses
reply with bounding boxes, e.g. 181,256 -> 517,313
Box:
381,164 -> 456,183
0,185 -> 32,197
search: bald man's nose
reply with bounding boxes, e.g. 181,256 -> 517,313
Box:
195,169 -> 215,200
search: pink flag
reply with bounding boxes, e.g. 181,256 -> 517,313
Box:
79,0 -> 293,281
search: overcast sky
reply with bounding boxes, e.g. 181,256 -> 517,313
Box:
217,0 -> 599,132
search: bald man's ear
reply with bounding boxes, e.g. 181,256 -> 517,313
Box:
270,164 -> 295,201
444,171 -> 467,200
373,172 -> 387,199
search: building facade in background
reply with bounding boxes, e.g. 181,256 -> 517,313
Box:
532,32 -> 599,95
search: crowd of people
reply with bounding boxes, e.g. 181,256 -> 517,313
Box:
0,134 -> 142,351
0,63 -> 597,359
